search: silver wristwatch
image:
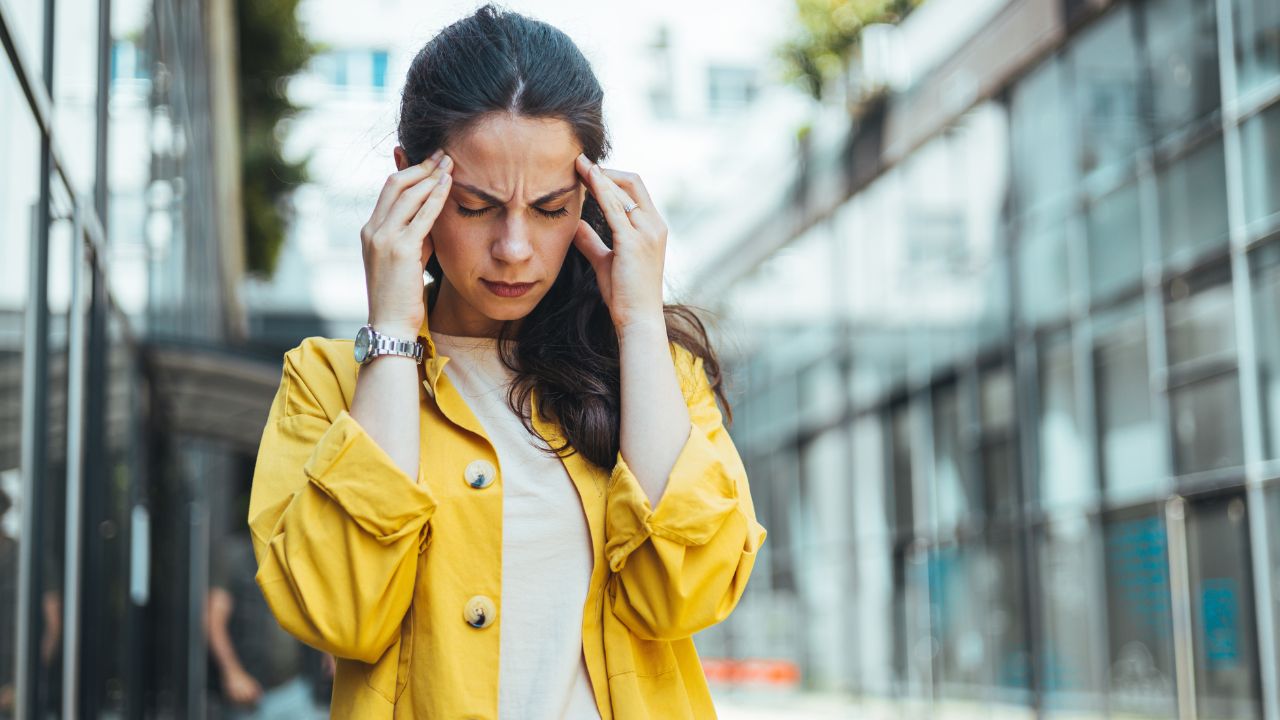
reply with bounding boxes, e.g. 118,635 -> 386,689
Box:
354,323 -> 424,365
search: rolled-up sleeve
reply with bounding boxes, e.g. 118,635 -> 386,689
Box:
248,340 -> 437,664
603,344 -> 767,641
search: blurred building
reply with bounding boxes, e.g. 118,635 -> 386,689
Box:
694,0 -> 1280,718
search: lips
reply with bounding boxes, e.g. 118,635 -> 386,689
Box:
482,279 -> 535,297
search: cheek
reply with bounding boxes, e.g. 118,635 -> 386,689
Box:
538,224 -> 577,264
429,217 -> 476,268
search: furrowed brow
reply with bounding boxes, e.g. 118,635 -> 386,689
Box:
456,182 -> 579,206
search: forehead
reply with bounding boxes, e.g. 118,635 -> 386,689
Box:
448,114 -> 580,192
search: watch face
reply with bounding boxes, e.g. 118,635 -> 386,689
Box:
354,326 -> 372,363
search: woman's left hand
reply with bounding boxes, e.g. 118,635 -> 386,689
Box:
573,153 -> 668,331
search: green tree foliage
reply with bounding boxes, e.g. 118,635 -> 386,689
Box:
777,0 -> 923,102
236,0 -> 316,277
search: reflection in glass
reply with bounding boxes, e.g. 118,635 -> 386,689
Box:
853,414 -> 889,540
1166,272 -> 1245,475
990,532 -> 1032,700
32,183 -> 76,716
1157,136 -> 1229,264
1011,59 -> 1077,214
1039,517 -> 1103,713
1252,242 -> 1280,460
1233,0 -> 1280,98
1038,336 -> 1092,509
1170,373 -> 1246,475
932,382 -> 979,531
1142,0 -> 1221,139
0,56 -> 41,719
1094,304 -> 1166,501
1104,510 -> 1177,718
1071,4 -> 1143,178
1185,495 -> 1262,719
890,404 -> 914,536
1268,487 -> 1280,680
981,367 -> 1019,519
1086,182 -> 1143,304
1241,102 -> 1280,231
1166,272 -> 1236,369
930,542 -> 990,697
1018,212 -> 1073,326
52,0 -> 102,192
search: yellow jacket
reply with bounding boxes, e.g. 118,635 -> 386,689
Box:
247,309 -> 767,719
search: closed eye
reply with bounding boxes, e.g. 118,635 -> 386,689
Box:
456,204 -> 570,219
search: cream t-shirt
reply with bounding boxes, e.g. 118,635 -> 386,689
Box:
429,330 -> 602,720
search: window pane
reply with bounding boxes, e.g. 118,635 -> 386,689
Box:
1094,304 -> 1167,500
1143,0 -> 1221,139
1241,102 -> 1280,231
53,0 -> 102,192
1011,59 -> 1078,213
1166,273 -> 1237,369
1039,517 -> 1104,713
1185,494 -> 1263,719
1087,181 -> 1143,303
1158,136 -> 1230,264
800,427 -> 852,688
1233,0 -> 1280,98
853,414 -> 889,539
1105,510 -> 1177,718
1095,304 -> 1167,502
1252,242 -> 1280,460
990,532 -> 1032,700
982,367 -> 1020,519
1171,373 -> 1245,475
1039,337 -> 1093,509
890,404 -> 914,535
1018,212 -> 1073,326
1267,486 -> 1280,677
931,542 -> 991,696
1071,4 -> 1144,177
933,382 -> 979,531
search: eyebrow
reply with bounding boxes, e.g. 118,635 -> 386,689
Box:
454,182 -> 579,207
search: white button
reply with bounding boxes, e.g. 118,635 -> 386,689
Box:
464,595 -> 497,629
464,459 -> 497,489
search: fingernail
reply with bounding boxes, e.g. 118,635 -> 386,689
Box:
430,148 -> 444,161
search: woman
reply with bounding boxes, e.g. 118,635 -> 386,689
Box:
247,5 -> 766,718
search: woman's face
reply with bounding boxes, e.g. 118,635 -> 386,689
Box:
395,114 -> 586,337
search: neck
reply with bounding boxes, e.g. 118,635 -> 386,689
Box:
429,278 -> 520,339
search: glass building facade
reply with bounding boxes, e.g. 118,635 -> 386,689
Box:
2,0 -> 264,717
700,0 -> 1280,718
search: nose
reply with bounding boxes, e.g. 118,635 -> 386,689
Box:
492,214 -> 534,264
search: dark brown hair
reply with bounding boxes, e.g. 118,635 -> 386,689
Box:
398,3 -> 730,469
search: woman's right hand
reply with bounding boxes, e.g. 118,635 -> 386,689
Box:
360,148 -> 453,338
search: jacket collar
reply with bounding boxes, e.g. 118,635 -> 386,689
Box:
413,308 -> 604,499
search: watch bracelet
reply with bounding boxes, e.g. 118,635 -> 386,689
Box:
371,331 -> 424,362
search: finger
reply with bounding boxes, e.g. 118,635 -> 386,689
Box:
370,150 -> 446,228
601,168 -> 653,209
576,154 -> 635,233
573,219 -> 612,275
601,168 -> 663,235
405,172 -> 452,256
386,159 -> 452,228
